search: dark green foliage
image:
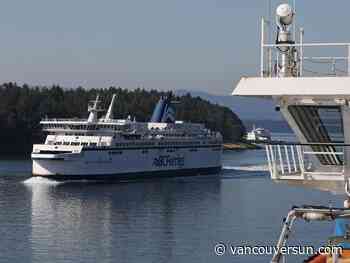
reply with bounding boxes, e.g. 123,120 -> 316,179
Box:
0,83 -> 245,155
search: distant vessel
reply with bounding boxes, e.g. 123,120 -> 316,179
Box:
245,125 -> 271,142
31,93 -> 222,180
233,2 -> 350,262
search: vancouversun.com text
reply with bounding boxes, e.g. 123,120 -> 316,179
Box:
214,242 -> 343,257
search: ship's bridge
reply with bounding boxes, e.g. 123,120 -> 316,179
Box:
233,77 -> 350,193
232,12 -> 350,194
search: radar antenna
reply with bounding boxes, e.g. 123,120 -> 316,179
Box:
275,3 -> 298,77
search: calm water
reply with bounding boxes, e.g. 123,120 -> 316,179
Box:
0,149 -> 344,263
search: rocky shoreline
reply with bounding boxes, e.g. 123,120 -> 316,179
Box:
223,142 -> 263,150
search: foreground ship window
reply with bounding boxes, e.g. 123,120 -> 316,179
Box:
288,106 -> 344,144
288,105 -> 344,165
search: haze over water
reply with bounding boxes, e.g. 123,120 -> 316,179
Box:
0,148 -> 343,263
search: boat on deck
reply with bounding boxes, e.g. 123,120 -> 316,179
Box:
233,2 -> 350,262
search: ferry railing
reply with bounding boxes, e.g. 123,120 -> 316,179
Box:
266,143 -> 346,181
41,118 -> 129,123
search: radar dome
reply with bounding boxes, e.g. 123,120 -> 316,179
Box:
276,3 -> 293,26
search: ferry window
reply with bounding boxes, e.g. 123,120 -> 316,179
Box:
110,151 -> 122,155
288,105 -> 344,165
90,142 -> 97,146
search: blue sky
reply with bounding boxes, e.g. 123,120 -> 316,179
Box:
0,0 -> 348,95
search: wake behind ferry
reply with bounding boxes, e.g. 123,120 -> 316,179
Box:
31,93 -> 222,180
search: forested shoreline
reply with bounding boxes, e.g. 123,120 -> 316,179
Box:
0,83 -> 245,155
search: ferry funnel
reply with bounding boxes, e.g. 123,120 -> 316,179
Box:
150,92 -> 175,123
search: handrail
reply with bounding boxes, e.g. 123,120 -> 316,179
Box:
265,143 -> 346,181
271,206 -> 348,263
41,118 -> 128,123
265,141 -> 348,146
260,18 -> 350,78
264,42 -> 350,48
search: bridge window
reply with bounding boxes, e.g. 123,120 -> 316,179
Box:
288,105 -> 344,165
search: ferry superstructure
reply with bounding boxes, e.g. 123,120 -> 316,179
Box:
31,93 -> 222,179
233,2 -> 350,262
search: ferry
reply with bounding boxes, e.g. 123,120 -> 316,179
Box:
31,93 -> 222,180
246,125 -> 271,142
233,2 -> 350,262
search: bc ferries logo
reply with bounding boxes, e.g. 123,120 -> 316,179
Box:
153,155 -> 185,168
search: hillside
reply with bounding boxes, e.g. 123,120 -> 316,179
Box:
175,89 -> 282,121
0,83 -> 246,155
175,90 -> 293,133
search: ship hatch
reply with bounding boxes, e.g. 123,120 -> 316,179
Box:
288,105 -> 344,165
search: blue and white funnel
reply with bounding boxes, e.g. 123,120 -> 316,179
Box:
150,92 -> 176,123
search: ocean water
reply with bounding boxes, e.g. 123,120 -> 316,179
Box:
0,148 -> 344,263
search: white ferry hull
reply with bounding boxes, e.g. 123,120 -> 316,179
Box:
32,146 -> 222,180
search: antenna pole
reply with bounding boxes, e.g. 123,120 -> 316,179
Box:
348,45 -> 350,76
299,28 -> 304,76
268,0 -> 272,43
293,0 -> 296,40
261,17 -> 265,77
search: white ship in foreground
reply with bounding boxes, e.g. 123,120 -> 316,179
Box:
234,2 -> 350,262
31,93 -> 222,180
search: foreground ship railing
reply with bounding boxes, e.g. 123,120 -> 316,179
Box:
272,206 -> 349,263
261,41 -> 350,78
265,143 -> 347,182
260,16 -> 350,78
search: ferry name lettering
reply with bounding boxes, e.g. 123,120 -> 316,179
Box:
153,155 -> 185,167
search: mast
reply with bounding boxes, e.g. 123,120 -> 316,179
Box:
105,94 -> 117,121
87,95 -> 101,123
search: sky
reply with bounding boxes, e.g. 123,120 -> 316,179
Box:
0,0 -> 349,95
